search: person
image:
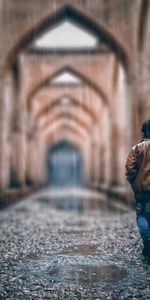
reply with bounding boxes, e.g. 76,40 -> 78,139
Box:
125,119 -> 150,260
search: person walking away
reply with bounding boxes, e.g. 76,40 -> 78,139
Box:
126,119 -> 150,260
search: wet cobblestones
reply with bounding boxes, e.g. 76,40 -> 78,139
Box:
0,193 -> 150,299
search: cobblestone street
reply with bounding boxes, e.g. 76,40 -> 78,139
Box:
0,189 -> 150,299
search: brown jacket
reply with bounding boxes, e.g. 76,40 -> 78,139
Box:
125,138 -> 150,192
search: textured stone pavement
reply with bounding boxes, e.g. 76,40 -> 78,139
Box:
0,189 -> 150,299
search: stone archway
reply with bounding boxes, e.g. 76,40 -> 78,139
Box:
5,4 -> 129,72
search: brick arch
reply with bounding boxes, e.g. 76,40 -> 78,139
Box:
27,66 -> 108,110
38,109 -> 93,134
34,95 -> 96,123
42,117 -> 89,138
47,127 -> 86,143
31,86 -> 104,120
5,4 -> 129,71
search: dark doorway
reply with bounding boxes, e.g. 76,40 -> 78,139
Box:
47,140 -> 83,187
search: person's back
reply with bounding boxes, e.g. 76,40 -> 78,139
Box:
126,119 -> 150,261
126,138 -> 150,192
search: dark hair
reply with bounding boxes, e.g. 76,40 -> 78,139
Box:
141,120 -> 150,137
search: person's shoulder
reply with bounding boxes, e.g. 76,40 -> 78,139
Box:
132,143 -> 140,150
130,138 -> 150,149
131,141 -> 145,151
134,139 -> 150,151
139,139 -> 150,145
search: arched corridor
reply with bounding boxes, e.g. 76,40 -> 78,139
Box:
0,1 -> 150,298
0,0 -> 136,197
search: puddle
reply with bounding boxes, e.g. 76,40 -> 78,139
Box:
36,197 -> 49,204
17,253 -> 40,261
65,220 -> 86,227
62,230 -> 89,235
35,194 -> 127,214
36,196 -> 107,212
15,207 -> 29,213
23,253 -> 40,261
47,263 -> 128,285
61,244 -> 103,256
4,253 -> 128,290
19,254 -> 127,286
36,197 -> 84,211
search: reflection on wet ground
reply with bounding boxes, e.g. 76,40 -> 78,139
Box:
0,188 -> 150,299
47,263 -> 128,285
37,196 -> 85,211
35,187 -> 128,213
61,244 -> 103,255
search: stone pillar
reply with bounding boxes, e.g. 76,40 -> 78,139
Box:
26,133 -> 47,185
90,126 -> 102,187
11,131 -> 27,187
99,144 -> 105,183
136,6 -> 150,134
82,138 -> 92,186
102,108 -> 111,186
10,96 -> 27,187
110,64 -> 133,189
0,72 -> 13,190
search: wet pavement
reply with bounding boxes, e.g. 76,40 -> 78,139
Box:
0,188 -> 150,299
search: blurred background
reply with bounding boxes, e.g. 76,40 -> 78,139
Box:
0,0 -> 149,206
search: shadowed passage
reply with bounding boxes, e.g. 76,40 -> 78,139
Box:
46,140 -> 84,187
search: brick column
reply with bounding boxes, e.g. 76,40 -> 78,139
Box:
10,83 -> 28,187
0,72 -> 13,190
26,132 -> 47,186
109,65 -> 133,200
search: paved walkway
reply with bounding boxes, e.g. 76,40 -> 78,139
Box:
0,188 -> 150,299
